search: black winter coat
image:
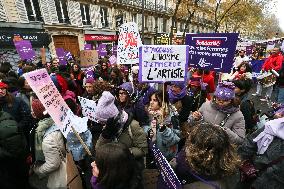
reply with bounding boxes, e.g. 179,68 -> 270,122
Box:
237,128 -> 284,189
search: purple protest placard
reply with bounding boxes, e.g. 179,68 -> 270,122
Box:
138,45 -> 189,83
185,33 -> 239,73
14,40 -> 36,60
246,45 -> 253,56
55,48 -> 67,65
112,45 -> 117,56
84,44 -> 93,50
64,51 -> 73,61
85,68 -> 94,79
149,140 -> 182,189
98,44 -> 107,57
109,55 -> 117,65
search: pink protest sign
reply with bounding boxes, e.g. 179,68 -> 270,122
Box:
109,55 -> 117,65
24,69 -> 71,137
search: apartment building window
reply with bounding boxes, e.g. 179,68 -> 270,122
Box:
24,0 -> 42,21
55,0 -> 70,23
100,7 -> 108,28
132,13 -> 137,23
80,4 -> 91,25
163,18 -> 167,32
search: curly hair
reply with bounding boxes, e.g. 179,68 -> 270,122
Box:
93,80 -> 113,100
185,122 -> 240,178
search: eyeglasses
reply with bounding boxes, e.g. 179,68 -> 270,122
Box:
119,92 -> 127,96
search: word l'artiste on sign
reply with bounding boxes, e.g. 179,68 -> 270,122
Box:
139,45 -> 189,83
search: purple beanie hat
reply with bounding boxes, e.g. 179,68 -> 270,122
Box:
94,91 -> 119,122
171,81 -> 186,89
119,82 -> 133,95
214,81 -> 236,100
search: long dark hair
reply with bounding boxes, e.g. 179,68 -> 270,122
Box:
95,143 -> 142,189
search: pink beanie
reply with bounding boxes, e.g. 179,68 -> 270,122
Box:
94,91 -> 119,122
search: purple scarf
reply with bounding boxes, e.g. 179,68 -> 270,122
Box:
169,87 -> 187,103
91,176 -> 104,189
211,101 -> 239,114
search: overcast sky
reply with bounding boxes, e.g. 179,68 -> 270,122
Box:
274,0 -> 284,31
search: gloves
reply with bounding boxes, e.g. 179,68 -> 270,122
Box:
101,115 -> 121,139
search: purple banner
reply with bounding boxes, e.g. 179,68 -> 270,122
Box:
98,44 -> 107,57
84,44 -> 93,50
185,33 -> 239,73
149,140 -> 182,189
14,40 -> 36,60
112,45 -> 117,56
55,48 -> 67,65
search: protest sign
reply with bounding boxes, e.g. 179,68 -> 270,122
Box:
14,40 -> 36,60
64,109 -> 88,134
24,69 -> 87,137
149,141 -> 182,189
112,45 -> 117,56
109,55 -> 117,65
84,68 -> 94,79
84,44 -> 93,50
139,45 -> 189,83
117,22 -> 142,64
185,33 -> 239,73
80,50 -> 98,68
56,48 -> 68,65
78,96 -> 97,121
65,51 -> 73,61
98,44 -> 107,57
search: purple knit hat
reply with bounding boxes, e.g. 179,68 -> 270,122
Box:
119,82 -> 133,95
171,81 -> 186,89
214,81 -> 236,100
94,91 -> 119,122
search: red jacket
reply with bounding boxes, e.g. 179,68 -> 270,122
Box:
262,53 -> 283,72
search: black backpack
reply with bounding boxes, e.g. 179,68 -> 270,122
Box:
0,111 -> 28,160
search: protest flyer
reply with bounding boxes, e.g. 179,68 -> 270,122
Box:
98,44 -> 107,57
109,55 -> 117,65
80,50 -> 98,68
139,45 -> 189,82
84,44 -> 93,50
78,96 -> 97,122
185,33 -> 239,73
117,22 -> 142,64
24,69 -> 87,137
56,48 -> 68,65
14,40 -> 36,60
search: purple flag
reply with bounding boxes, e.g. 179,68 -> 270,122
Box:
149,140 -> 182,189
84,44 -> 93,50
85,67 -> 94,79
56,48 -> 67,65
185,33 -> 239,73
112,45 -> 117,56
109,55 -> 117,65
64,51 -> 73,61
14,40 -> 36,60
98,44 -> 107,57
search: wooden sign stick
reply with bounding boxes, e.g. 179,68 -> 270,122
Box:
71,125 -> 92,156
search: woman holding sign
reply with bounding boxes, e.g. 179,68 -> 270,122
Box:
188,82 -> 246,145
144,91 -> 181,162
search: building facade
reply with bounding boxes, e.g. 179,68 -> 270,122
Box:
0,0 -> 215,67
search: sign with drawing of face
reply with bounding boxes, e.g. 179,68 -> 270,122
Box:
185,33 -> 239,73
117,22 -> 142,65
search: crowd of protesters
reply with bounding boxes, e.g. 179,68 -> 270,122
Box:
0,47 -> 284,189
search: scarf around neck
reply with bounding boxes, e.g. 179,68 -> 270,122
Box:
211,101 -> 239,114
169,87 -> 187,103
